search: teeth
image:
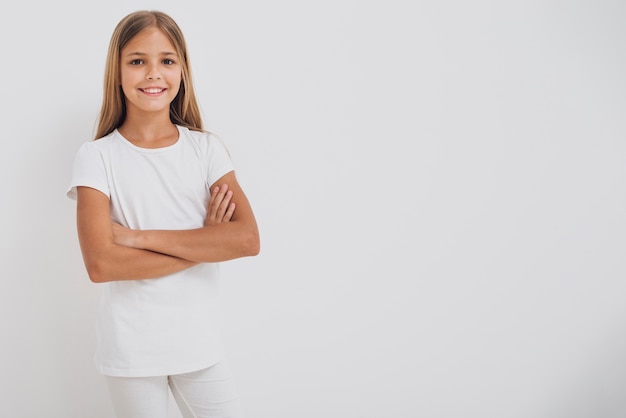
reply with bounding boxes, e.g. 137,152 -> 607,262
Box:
144,88 -> 163,93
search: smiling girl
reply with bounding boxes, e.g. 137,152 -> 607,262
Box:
67,10 -> 259,418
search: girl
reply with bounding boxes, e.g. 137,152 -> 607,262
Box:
67,10 -> 259,418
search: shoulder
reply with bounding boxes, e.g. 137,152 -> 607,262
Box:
178,126 -> 230,154
71,131 -> 127,169
178,126 -> 221,144
81,131 -> 118,153
177,126 -> 234,176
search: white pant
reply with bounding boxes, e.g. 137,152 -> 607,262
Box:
105,361 -> 244,418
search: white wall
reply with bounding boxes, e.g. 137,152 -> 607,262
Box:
1,1 -> 625,417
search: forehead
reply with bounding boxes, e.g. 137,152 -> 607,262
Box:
123,27 -> 177,54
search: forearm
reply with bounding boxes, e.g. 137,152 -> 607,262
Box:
107,173 -> 260,264
75,186 -> 198,283
82,242 -> 198,283
129,222 -> 260,263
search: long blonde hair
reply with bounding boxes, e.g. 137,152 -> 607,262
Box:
95,10 -> 204,140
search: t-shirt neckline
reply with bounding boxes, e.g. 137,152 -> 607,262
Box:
115,125 -> 182,153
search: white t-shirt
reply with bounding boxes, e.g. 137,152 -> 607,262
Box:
67,125 -> 234,377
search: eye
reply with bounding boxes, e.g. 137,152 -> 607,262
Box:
130,59 -> 144,65
162,58 -> 175,65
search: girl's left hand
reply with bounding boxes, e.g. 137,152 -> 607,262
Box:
205,184 -> 236,226
111,183 -> 235,249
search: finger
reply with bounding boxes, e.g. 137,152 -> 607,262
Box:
207,184 -> 228,221
216,190 -> 233,221
222,202 -> 236,222
204,186 -> 221,225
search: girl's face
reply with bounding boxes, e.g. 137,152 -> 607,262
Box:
119,27 -> 182,117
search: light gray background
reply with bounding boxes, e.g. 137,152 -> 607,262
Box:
1,1 -> 625,417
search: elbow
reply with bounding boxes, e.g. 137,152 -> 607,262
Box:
248,241 -> 261,257
88,274 -> 106,284
83,258 -> 109,283
86,269 -> 105,284
244,230 -> 261,257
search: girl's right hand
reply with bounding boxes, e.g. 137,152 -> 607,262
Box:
205,184 -> 235,226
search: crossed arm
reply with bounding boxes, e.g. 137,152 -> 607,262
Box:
76,170 -> 260,283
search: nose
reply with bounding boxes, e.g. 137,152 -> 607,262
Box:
146,66 -> 161,80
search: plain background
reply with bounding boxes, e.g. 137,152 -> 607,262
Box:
1,1 -> 625,417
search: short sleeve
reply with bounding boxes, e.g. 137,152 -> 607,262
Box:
66,141 -> 110,200
205,133 -> 235,187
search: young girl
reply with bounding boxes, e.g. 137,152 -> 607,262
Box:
67,10 -> 259,418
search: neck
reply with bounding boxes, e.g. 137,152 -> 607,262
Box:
118,117 -> 179,149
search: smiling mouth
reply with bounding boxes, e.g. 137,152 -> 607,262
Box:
141,88 -> 165,94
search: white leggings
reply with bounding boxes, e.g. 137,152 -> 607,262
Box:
105,361 -> 244,418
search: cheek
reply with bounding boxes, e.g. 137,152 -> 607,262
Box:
119,71 -> 131,88
169,83 -> 182,98
119,77 -> 131,94
120,67 -> 143,83
119,73 -> 139,98
170,69 -> 183,83
168,71 -> 183,92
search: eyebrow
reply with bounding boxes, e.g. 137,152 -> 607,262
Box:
124,51 -> 178,58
